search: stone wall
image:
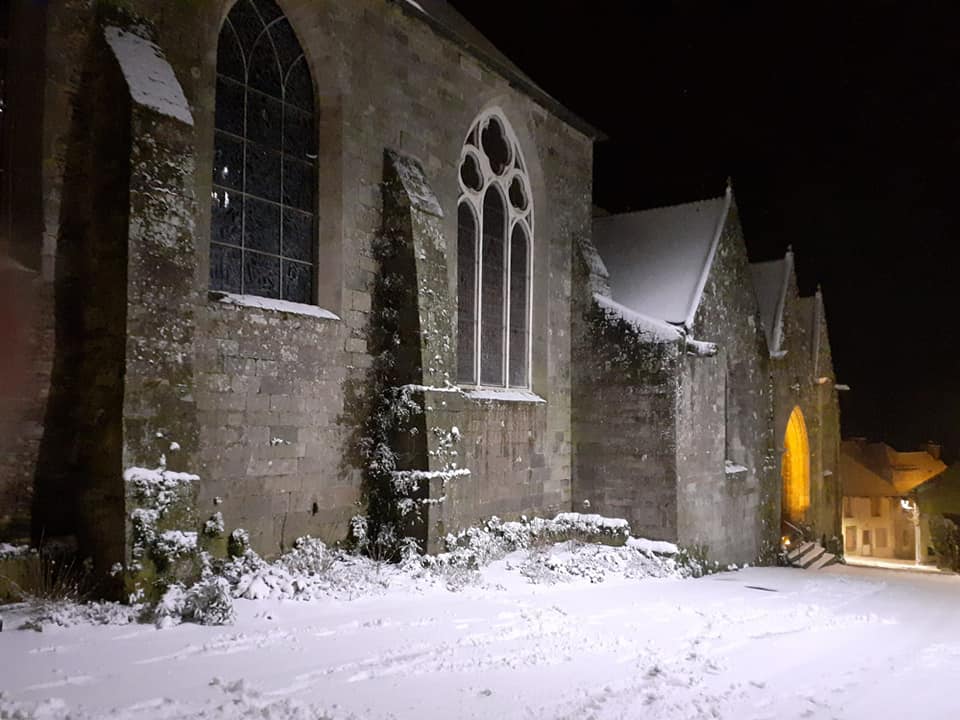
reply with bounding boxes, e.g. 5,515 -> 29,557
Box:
773,270 -> 842,547
677,201 -> 778,565
24,0 -> 593,560
570,244 -> 682,542
31,29 -> 131,576
0,1 -> 55,544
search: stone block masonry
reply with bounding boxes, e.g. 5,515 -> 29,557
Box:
5,0 -> 593,561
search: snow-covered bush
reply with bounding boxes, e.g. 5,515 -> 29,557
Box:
19,599 -> 140,631
219,537 -> 391,602
437,513 -> 632,571
153,574 -> 236,628
227,528 -> 250,557
930,515 -> 960,571
517,541 -> 688,585
673,543 -> 724,578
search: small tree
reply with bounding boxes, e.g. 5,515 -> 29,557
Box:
929,514 -> 960,572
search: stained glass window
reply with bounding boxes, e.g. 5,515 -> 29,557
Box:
457,111 -> 533,388
211,0 -> 316,304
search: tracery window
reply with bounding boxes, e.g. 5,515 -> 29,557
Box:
457,110 -> 533,388
210,0 -> 316,304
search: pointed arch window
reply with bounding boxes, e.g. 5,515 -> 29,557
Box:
457,110 -> 533,388
210,0 -> 316,304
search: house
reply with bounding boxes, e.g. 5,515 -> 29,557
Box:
840,440 -> 946,561
572,193 -> 843,564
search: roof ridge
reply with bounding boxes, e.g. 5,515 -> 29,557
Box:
599,194 -> 726,220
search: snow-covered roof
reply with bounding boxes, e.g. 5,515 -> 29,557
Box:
749,253 -> 792,355
394,1 -> 602,139
593,293 -> 683,344
103,27 -> 194,126
592,192 -> 731,328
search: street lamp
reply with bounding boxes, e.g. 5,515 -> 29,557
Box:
900,498 -> 921,565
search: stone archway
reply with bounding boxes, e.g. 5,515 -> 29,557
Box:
782,406 -> 810,526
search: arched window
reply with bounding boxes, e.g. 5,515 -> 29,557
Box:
210,0 -> 316,304
457,110 -> 533,388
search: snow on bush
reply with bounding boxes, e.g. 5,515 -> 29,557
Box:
17,600 -> 141,631
517,540 -> 688,585
437,512 -> 633,569
154,530 -> 198,559
153,575 -> 236,629
7,513 -> 721,632
0,543 -> 33,559
222,537 -> 391,602
123,466 -> 199,511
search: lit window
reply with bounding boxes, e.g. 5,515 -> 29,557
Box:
457,111 -> 532,387
211,0 -> 316,303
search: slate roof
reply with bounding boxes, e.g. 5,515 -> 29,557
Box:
394,0 -> 603,139
840,451 -> 899,497
591,191 -> 732,328
749,253 -> 792,355
841,440 -> 946,497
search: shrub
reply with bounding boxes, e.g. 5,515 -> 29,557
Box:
929,515 -> 960,571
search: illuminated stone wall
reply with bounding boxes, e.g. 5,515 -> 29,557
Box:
16,0 -> 593,566
675,200 -> 778,565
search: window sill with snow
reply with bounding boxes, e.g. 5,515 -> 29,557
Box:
209,292 -> 340,321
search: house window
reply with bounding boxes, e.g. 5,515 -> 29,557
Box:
842,497 -> 852,518
211,0 -> 317,304
862,529 -> 871,547
845,526 -> 857,551
457,110 -> 533,388
875,527 -> 888,549
870,497 -> 882,517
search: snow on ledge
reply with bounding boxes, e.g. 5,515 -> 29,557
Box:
103,27 -> 194,126
465,388 -> 546,404
593,293 -> 682,343
391,468 -> 472,481
553,512 -> 629,531
123,467 -> 200,486
725,460 -> 748,475
0,543 -> 33,559
626,536 -> 680,555
398,383 -> 461,394
212,292 -> 340,320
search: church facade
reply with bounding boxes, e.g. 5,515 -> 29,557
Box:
0,0 -> 841,585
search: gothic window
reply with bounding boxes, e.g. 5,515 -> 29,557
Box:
457,111 -> 533,388
211,0 -> 316,304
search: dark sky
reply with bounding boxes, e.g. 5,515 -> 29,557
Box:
450,0 -> 960,461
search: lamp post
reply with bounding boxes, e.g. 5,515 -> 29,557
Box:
900,498 -> 921,565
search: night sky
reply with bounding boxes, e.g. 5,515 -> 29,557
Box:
450,0 -> 960,461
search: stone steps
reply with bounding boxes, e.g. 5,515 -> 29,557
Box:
786,540 -> 838,570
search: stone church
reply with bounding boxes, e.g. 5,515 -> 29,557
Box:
0,0 -> 841,587
574,196 -> 841,563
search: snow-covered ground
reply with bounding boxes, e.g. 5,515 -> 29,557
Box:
2,552 -> 959,720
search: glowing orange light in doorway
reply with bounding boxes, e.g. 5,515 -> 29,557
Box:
782,406 -> 810,524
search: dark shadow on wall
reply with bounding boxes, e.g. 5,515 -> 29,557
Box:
32,26 -> 130,583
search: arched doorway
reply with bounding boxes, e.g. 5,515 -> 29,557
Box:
782,406 -> 810,526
